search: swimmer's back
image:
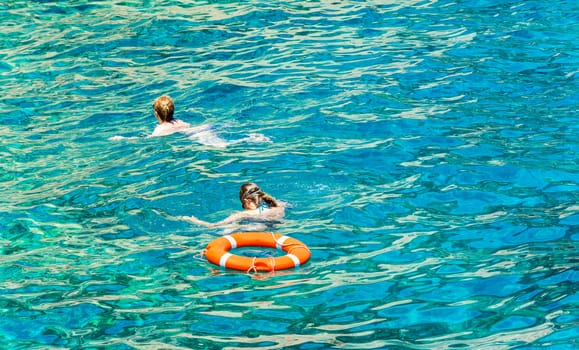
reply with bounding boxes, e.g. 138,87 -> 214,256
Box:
151,119 -> 191,137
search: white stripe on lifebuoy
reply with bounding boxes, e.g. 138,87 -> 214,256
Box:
224,235 -> 237,249
276,235 -> 290,250
219,252 -> 232,267
287,254 -> 300,267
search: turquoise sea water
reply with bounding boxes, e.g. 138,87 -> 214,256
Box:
1,0 -> 578,349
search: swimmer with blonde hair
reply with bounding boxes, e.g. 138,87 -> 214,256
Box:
151,95 -> 191,136
110,95 -> 271,146
180,183 -> 285,228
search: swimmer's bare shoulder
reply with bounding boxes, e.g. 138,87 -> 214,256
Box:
151,119 -> 191,137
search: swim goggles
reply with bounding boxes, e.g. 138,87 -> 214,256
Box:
243,187 -> 263,199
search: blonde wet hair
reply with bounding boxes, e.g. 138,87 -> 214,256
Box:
153,95 -> 175,122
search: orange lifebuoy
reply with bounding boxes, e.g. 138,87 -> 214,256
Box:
205,232 -> 311,272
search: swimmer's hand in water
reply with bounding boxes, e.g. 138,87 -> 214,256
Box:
178,215 -> 215,227
155,210 -> 216,228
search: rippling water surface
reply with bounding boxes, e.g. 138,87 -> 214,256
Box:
1,0 -> 578,349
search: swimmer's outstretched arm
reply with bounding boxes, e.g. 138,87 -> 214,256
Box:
151,209 -> 219,228
179,212 -> 249,228
179,215 -> 215,227
179,207 -> 285,228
